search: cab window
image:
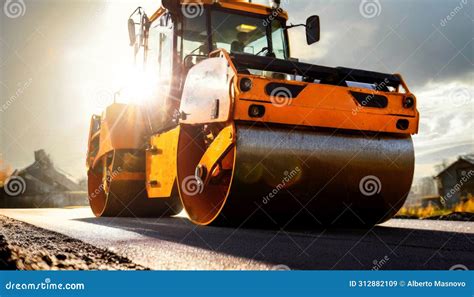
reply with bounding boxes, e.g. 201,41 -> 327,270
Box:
147,13 -> 173,77
181,12 -> 209,68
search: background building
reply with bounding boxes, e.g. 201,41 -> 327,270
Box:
435,155 -> 474,208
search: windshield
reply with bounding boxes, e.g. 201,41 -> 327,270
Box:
181,8 -> 289,64
210,10 -> 288,59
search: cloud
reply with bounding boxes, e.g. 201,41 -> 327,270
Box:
285,0 -> 473,88
412,81 -> 473,175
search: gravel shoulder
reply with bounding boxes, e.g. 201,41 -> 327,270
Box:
0,215 -> 147,270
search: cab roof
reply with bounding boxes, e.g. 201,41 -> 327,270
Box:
151,0 -> 288,21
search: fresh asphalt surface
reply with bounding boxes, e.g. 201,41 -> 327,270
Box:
0,208 -> 472,270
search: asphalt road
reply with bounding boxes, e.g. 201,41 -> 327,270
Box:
0,208 -> 472,270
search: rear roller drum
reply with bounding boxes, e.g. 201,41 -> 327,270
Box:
88,150 -> 182,217
177,124 -> 414,227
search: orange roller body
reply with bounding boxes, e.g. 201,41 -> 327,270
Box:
86,0 -> 419,227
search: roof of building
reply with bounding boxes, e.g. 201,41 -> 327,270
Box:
460,154 -> 474,165
13,149 -> 81,193
436,154 -> 474,177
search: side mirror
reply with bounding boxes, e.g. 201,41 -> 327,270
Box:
306,15 -> 320,45
128,18 -> 136,46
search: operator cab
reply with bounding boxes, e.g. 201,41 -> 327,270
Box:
129,1 -> 319,75
126,1 -> 319,133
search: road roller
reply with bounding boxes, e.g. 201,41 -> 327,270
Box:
86,0 -> 419,227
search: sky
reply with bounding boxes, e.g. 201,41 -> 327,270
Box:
0,0 -> 473,181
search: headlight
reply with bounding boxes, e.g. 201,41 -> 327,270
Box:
239,78 -> 253,92
403,95 -> 415,108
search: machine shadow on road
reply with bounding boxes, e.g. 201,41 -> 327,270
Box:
75,216 -> 474,270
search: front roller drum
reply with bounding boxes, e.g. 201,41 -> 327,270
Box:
88,150 -> 182,217
177,124 -> 414,227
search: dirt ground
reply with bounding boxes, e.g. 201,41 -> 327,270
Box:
0,215 -> 146,270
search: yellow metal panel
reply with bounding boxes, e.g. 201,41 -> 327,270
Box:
197,124 -> 236,186
180,57 -> 234,124
86,115 -> 101,169
93,104 -> 147,168
146,127 -> 180,198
